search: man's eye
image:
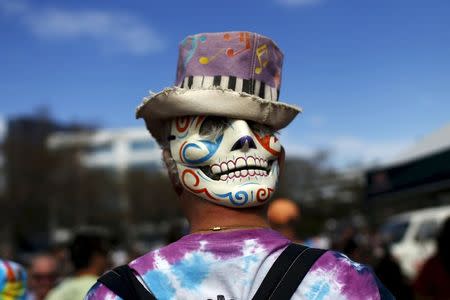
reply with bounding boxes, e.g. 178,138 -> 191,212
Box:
199,116 -> 229,137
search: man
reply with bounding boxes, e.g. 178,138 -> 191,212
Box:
46,231 -> 109,300
27,254 -> 58,300
86,31 -> 393,299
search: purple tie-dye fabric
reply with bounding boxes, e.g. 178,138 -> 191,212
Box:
85,229 -> 393,300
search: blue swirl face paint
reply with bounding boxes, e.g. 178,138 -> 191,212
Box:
214,190 -> 250,206
182,134 -> 224,165
170,116 -> 281,208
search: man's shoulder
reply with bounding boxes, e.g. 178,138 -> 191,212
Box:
85,240 -> 188,300
297,250 -> 394,299
128,244 -> 173,276
313,250 -> 371,273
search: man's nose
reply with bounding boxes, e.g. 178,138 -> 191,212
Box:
230,120 -> 257,152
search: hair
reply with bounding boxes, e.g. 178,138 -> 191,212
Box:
158,121 -> 180,185
69,232 -> 109,271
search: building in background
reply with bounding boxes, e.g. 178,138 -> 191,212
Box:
366,123 -> 450,218
1,113 -> 90,255
47,128 -> 162,173
47,127 -> 165,244
0,116 -> 188,254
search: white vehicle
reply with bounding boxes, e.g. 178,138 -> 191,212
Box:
380,205 -> 450,280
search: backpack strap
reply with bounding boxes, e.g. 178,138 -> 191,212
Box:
97,265 -> 156,300
252,243 -> 327,300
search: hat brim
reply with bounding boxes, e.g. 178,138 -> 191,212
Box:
136,87 -> 302,143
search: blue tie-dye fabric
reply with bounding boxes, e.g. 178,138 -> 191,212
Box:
85,228 -> 394,300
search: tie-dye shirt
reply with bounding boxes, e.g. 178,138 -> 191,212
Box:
86,229 -> 393,300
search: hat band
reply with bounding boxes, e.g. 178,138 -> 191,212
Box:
178,75 -> 280,101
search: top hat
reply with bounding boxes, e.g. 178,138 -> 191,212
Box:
136,31 -> 301,143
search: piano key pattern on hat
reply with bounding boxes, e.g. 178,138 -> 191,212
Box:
178,75 -> 280,101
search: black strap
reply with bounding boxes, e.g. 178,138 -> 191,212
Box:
270,247 -> 326,299
97,265 -> 156,300
252,243 -> 326,300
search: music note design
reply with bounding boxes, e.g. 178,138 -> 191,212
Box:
224,32 -> 251,57
199,48 -> 223,65
183,35 -> 207,67
255,44 -> 269,74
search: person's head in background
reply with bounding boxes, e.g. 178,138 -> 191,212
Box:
0,259 -> 27,300
267,198 -> 300,241
70,232 -> 110,277
27,254 -> 58,300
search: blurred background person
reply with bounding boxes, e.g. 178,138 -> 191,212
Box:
0,259 -> 27,300
268,198 -> 330,249
48,231 -> 73,278
336,225 -> 359,257
267,198 -> 301,242
45,231 -> 110,300
374,244 -> 413,300
413,217 -> 450,300
26,254 -> 58,300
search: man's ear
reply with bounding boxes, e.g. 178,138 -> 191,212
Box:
278,146 -> 286,176
162,149 -> 184,196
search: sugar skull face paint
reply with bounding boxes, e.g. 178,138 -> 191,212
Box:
169,116 -> 281,208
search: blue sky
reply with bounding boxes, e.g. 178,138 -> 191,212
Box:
1,0 -> 449,167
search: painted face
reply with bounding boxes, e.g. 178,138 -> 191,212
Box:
169,116 -> 282,208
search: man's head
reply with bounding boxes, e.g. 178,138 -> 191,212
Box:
69,232 -> 110,276
28,254 -> 58,300
165,116 -> 282,207
136,31 -> 301,209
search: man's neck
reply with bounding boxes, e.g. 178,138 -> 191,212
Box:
180,191 -> 270,233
